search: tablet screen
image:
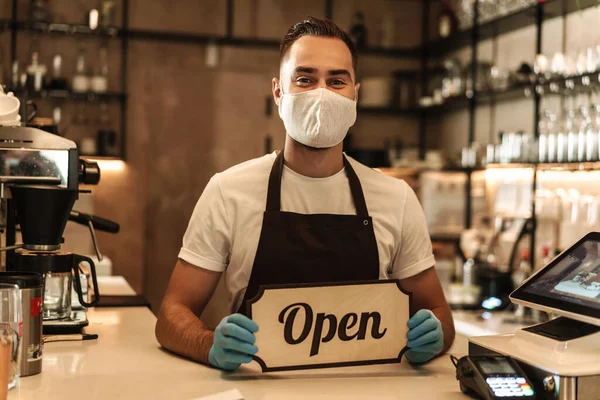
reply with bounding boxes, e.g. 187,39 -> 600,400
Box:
511,233 -> 600,320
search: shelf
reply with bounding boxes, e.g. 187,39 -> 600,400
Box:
126,29 -> 279,48
81,155 -> 123,161
539,71 -> 600,94
427,0 -> 599,57
12,20 -> 120,38
419,71 -> 598,114
420,86 -> 531,114
477,84 -> 534,104
0,19 -> 421,58
127,29 -> 422,58
536,162 -> 600,172
12,89 -> 126,102
359,46 -> 421,58
442,166 -> 484,173
484,163 -> 535,169
484,162 -> 600,171
421,95 -> 470,113
357,106 -> 420,116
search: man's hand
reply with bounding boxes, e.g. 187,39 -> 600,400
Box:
208,314 -> 259,371
405,309 -> 444,364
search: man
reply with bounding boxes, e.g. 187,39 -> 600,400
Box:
156,17 -> 454,371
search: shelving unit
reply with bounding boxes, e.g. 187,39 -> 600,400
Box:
426,0 -> 600,268
427,0 -> 599,58
1,0 -> 433,160
2,0 -> 130,160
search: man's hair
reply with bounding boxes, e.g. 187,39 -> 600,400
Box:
280,17 -> 358,71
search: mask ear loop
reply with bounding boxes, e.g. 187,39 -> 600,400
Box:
277,84 -> 285,106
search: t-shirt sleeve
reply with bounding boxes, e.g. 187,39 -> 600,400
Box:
390,184 -> 435,280
178,174 -> 231,272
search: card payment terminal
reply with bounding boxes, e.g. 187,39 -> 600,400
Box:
454,355 -> 536,399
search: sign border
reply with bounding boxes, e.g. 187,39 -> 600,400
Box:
246,279 -> 413,373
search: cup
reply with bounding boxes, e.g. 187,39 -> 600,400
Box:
0,283 -> 23,397
0,95 -> 20,122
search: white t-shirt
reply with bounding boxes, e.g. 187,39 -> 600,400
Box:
179,152 -> 435,312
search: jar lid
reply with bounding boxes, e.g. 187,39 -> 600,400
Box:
0,272 -> 42,289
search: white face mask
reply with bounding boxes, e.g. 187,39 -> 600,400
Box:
277,87 -> 357,149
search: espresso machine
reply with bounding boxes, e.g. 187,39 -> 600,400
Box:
0,126 -> 119,330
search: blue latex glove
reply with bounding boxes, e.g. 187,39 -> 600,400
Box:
405,309 -> 444,364
208,314 -> 259,371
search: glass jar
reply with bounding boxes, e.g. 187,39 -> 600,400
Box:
43,270 -> 72,320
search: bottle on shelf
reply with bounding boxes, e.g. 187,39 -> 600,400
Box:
100,1 -> 117,29
10,61 -> 20,91
91,43 -> 109,93
565,103 -> 578,163
556,105 -> 569,163
576,105 -> 589,162
97,102 -> 118,157
379,15 -> 395,49
25,46 -> 47,92
28,0 -> 51,24
546,111 -> 558,163
593,103 -> 600,161
538,110 -> 549,163
48,54 -> 68,91
540,246 -> 552,271
72,46 -> 90,93
438,0 -> 458,39
582,106 -> 597,162
350,12 -> 367,50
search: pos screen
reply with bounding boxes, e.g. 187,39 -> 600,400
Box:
477,359 -> 516,375
511,232 -> 600,321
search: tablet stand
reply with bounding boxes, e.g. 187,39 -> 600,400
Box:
522,317 -> 600,341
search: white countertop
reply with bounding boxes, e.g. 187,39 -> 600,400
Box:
9,306 -> 472,400
96,276 -> 137,296
452,310 -> 528,337
7,275 -> 526,399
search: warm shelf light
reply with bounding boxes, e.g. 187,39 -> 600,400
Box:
87,159 -> 126,172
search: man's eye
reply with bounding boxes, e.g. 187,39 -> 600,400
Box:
330,79 -> 346,86
296,77 -> 312,84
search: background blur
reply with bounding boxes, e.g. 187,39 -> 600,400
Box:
2,0 -> 600,313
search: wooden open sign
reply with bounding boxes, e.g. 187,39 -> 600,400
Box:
247,280 -> 411,372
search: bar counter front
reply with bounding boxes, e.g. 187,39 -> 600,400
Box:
9,306 -> 470,400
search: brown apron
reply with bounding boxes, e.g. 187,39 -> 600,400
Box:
238,151 -> 380,315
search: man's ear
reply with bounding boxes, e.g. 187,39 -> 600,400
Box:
354,82 -> 360,103
272,78 -> 282,106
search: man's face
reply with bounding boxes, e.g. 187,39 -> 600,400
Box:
273,36 -> 358,104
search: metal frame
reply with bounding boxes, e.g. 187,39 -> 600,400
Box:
5,0 -> 130,161
456,0 -> 596,267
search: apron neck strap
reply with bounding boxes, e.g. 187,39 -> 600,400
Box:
266,150 -> 369,216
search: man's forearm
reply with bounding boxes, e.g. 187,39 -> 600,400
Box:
155,301 -> 214,365
432,305 -> 455,353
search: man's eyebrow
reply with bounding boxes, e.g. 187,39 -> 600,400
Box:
293,66 -> 319,74
327,69 -> 351,78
